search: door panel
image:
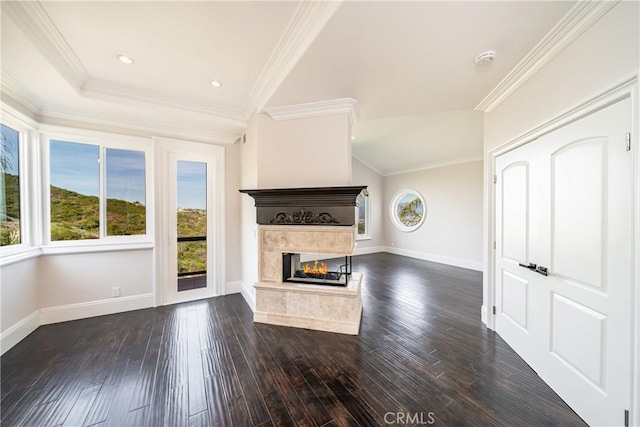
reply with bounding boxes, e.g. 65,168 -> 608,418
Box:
551,138 -> 605,289
501,271 -> 528,331
501,162 -> 529,264
550,293 -> 606,389
494,98 -> 632,426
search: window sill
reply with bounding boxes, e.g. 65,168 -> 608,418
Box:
356,235 -> 372,241
41,241 -> 154,256
1,246 -> 42,267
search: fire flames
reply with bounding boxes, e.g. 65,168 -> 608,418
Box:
302,260 -> 329,276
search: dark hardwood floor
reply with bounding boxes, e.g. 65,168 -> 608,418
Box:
1,253 -> 586,426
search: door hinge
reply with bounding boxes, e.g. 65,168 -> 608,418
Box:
626,133 -> 631,151
492,306 -> 496,315
624,409 -> 629,427
493,174 -> 497,184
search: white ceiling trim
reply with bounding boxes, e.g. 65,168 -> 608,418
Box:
83,79 -> 246,128
3,0 -> 246,126
37,107 -> 240,145
1,71 -> 44,113
242,0 -> 343,118
475,0 -> 619,113
0,70 -> 242,144
264,98 -> 358,126
352,154 -> 385,177
382,156 -> 484,177
2,0 -> 90,92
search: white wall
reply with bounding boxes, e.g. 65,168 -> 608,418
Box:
256,113 -> 352,188
485,2 -> 639,151
383,161 -> 483,271
225,142 -> 242,284
1,257 -> 40,351
239,115 -> 259,309
351,157 -> 385,251
38,249 -> 153,308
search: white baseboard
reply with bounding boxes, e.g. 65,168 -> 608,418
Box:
481,305 -> 488,325
225,281 -> 243,295
1,310 -> 40,355
40,293 -> 154,325
383,246 -> 483,271
239,282 -> 256,312
353,245 -> 385,256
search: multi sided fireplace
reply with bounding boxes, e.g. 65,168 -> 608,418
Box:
239,185 -> 367,335
282,253 -> 352,286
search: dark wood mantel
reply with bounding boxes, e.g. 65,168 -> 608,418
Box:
239,185 -> 367,226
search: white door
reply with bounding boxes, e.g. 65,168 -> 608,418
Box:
157,140 -> 225,305
495,98 -> 633,426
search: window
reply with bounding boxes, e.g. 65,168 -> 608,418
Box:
48,138 -> 148,243
389,189 -> 426,232
356,191 -> 370,239
1,124 -> 21,246
106,148 -> 146,236
50,140 -> 100,240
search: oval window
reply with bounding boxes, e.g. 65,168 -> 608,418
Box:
389,189 -> 426,232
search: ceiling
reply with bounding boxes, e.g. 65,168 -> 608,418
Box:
1,1 -> 577,174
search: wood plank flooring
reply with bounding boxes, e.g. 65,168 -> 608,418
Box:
1,253 -> 586,426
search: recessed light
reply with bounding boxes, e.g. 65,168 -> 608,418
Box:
350,136 -> 356,140
210,80 -> 222,88
117,55 -> 134,65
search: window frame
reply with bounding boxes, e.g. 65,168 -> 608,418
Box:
0,109 -> 39,264
355,191 -> 371,241
41,126 -> 153,253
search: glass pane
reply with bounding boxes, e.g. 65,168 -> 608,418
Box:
177,161 -> 207,291
396,193 -> 423,227
50,140 -> 100,240
358,195 -> 367,235
1,125 -> 20,246
105,148 -> 146,236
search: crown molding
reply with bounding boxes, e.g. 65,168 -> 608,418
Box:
37,107 -> 240,145
242,0 -> 343,117
352,154 -> 385,177
82,79 -> 247,128
3,0 -> 246,127
381,156 -> 484,177
475,0 -> 619,113
2,0 -> 90,92
264,98 -> 359,126
1,71 -> 44,114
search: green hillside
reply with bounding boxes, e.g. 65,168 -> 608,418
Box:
0,173 -> 20,245
2,172 -> 206,274
50,185 -> 146,240
177,208 -> 207,274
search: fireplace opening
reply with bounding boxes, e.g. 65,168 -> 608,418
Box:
283,253 -> 352,286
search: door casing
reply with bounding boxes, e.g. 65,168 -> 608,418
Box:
154,137 -> 226,306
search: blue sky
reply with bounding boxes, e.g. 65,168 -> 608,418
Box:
1,124 -> 20,175
106,148 -> 145,203
50,141 -> 146,204
177,161 -> 207,209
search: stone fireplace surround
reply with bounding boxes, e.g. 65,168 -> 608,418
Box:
254,225 -> 362,334
240,186 -> 366,335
